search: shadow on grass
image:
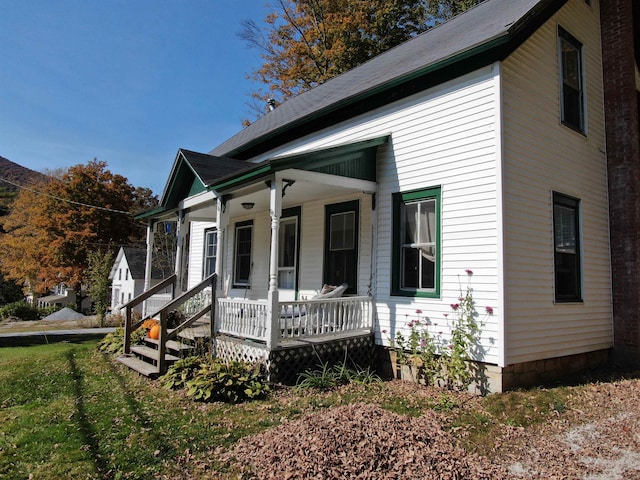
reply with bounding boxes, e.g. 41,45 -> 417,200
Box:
67,350 -> 109,477
0,333 -> 108,348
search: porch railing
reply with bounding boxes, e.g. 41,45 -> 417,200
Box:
217,295 -> 373,346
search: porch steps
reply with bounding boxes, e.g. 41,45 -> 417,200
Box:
131,344 -> 180,363
116,354 -> 161,378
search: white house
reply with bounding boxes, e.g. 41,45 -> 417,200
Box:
110,247 -> 164,314
128,0 -> 640,391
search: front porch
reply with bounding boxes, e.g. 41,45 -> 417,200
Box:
118,273 -> 375,381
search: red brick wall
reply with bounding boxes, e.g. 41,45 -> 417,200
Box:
601,0 -> 640,365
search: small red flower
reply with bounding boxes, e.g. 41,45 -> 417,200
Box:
450,303 -> 460,311
485,306 -> 494,315
465,269 -> 473,275
415,309 -> 422,314
382,329 -> 388,334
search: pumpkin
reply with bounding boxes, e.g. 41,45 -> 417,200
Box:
148,324 -> 161,340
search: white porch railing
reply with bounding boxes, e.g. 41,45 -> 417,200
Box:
217,296 -> 373,345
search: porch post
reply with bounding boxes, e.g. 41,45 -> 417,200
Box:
143,219 -> 154,317
215,198 -> 228,294
266,178 -> 282,349
174,209 -> 184,293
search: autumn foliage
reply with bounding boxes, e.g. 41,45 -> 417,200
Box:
0,160 -> 156,299
241,0 -> 479,118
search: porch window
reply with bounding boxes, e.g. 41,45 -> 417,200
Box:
278,208 -> 300,290
203,228 -> 217,278
559,27 -> 584,133
233,221 -> 253,287
392,187 -> 441,297
553,192 -> 582,302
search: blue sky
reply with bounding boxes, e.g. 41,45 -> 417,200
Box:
0,0 -> 271,195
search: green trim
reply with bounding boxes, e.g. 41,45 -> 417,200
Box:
211,137 -> 387,192
391,186 -> 442,298
324,200 -> 360,295
233,220 -> 254,288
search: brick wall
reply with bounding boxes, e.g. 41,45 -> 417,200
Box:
601,0 -> 640,365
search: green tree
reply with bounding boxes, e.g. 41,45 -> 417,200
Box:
0,272 -> 24,305
86,250 -> 114,326
241,0 -> 480,119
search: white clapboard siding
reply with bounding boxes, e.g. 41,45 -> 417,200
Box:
187,221 -> 215,290
501,0 -> 611,365
259,66 -> 502,365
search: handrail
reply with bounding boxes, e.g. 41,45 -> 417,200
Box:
157,274 -> 217,374
124,274 -> 177,354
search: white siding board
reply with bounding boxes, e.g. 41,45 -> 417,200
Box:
502,0 -> 611,366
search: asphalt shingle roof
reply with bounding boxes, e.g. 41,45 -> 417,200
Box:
178,149 -> 250,187
210,0 -> 560,159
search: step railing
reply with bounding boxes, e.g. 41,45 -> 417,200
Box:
123,274 -> 177,354
123,274 -> 217,374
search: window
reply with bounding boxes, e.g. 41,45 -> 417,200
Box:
233,221 -> 252,287
392,187 -> 441,297
559,27 -> 584,132
118,268 -> 122,281
553,192 -> 582,302
278,207 -> 300,290
125,269 -> 129,281
203,228 -> 217,278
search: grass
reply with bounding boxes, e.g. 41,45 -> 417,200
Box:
0,336 -> 608,479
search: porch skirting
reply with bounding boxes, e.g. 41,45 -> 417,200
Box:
214,332 -> 375,385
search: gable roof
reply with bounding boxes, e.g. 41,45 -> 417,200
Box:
210,0 -> 565,160
137,148 -> 249,219
110,247 -> 164,280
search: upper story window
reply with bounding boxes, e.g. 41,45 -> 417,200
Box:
392,187 -> 441,298
204,228 -> 217,279
553,192 -> 582,302
233,221 -> 253,287
559,27 -> 585,133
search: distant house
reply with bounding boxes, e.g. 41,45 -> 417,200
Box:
36,284 -> 92,313
109,247 -> 164,314
126,0 -> 640,391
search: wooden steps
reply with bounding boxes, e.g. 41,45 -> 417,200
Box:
117,322 -> 210,377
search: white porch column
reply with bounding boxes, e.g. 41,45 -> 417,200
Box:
266,179 -> 282,348
174,209 -> 184,293
143,220 -> 155,317
215,198 -> 228,293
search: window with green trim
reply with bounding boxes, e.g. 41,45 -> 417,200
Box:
392,187 -> 441,297
559,27 -> 585,133
233,221 -> 252,287
553,192 -> 582,302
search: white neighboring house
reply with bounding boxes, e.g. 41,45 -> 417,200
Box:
110,247 -> 164,314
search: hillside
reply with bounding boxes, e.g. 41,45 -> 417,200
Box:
0,156 -> 48,217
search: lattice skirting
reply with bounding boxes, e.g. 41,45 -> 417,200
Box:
214,334 -> 375,385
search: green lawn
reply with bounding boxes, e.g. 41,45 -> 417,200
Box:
0,336 -> 586,479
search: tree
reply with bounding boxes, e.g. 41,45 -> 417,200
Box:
0,272 -> 24,305
0,160 -> 157,308
241,0 -> 480,119
86,250 -> 114,326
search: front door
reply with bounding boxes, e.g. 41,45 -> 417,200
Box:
324,200 -> 358,294
278,206 -> 301,300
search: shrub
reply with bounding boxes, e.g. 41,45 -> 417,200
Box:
0,301 -> 40,321
161,356 -> 203,390
97,326 -> 146,354
186,359 -> 269,403
37,305 -> 62,319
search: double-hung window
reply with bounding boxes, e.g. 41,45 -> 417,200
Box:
392,187 -> 441,297
553,192 -> 582,302
203,228 -> 217,278
233,221 -> 253,287
559,27 -> 585,132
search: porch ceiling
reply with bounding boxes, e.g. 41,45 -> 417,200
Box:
224,169 -> 376,217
